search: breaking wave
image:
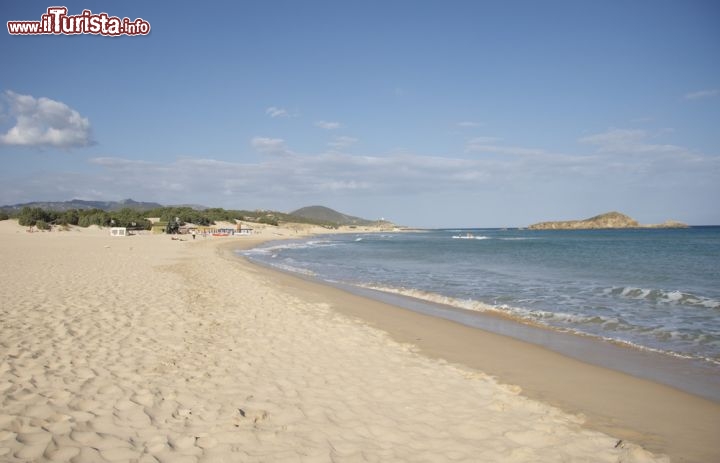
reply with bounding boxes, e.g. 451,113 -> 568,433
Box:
357,284 -> 720,365
603,287 -> 720,309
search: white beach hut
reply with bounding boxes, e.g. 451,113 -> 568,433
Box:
110,227 -> 127,237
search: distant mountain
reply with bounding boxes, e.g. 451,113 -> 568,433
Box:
0,198 -> 163,212
528,211 -> 688,230
289,205 -> 385,226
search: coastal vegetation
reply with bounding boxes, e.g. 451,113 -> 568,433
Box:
15,206 -> 153,229
3,203 -> 381,230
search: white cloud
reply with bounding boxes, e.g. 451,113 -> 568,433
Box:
89,157 -> 152,167
630,116 -> 654,123
579,128 -> 647,146
265,106 -> 290,118
0,91 -> 93,148
315,120 -> 341,130
684,89 -> 718,100
473,145 -> 546,156
466,136 -> 502,144
457,121 -> 483,128
465,138 -> 545,156
328,136 -> 358,151
250,136 -> 293,156
320,180 -> 370,191
579,128 -> 684,154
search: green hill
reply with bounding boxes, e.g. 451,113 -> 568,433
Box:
289,206 -> 383,226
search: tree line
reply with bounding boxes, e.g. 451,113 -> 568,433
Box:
0,206 -> 284,230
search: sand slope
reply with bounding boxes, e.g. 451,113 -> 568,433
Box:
0,221 -> 666,462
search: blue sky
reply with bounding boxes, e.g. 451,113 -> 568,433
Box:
1,0 -> 718,227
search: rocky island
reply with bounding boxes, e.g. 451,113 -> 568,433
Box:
528,211 -> 688,230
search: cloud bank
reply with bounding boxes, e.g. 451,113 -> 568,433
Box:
3,129 -> 715,207
1,128 -> 717,226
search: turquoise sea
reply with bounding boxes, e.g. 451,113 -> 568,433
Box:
241,227 -> 720,396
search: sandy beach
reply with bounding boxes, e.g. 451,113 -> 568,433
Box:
1,220 -> 717,462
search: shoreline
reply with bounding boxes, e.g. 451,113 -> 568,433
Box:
238,234 -> 720,403
225,237 -> 720,462
316,280 -> 720,402
0,219 -> 715,462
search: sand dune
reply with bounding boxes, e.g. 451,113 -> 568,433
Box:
0,221 -> 667,462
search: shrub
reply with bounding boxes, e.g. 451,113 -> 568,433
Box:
77,210 -> 112,227
57,209 -> 79,225
18,207 -> 55,226
258,216 -> 279,226
35,220 -> 51,230
0,212 -> 8,221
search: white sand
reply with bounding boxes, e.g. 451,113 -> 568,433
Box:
0,220 -> 667,462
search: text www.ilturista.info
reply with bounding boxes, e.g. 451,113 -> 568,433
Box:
7,7 -> 150,36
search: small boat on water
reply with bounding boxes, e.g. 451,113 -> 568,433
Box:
452,232 -> 490,240
452,232 -> 475,239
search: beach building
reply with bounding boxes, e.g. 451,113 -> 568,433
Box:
195,227 -> 232,236
179,224 -> 199,235
150,222 -> 168,234
235,223 -> 254,235
110,227 -> 127,237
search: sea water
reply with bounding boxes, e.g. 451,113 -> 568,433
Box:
241,227 -> 720,387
